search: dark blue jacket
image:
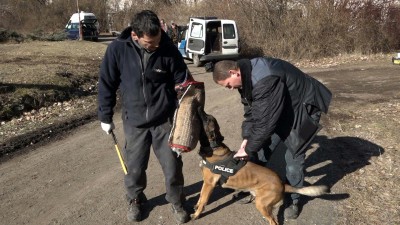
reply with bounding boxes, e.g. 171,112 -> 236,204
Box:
98,27 -> 188,128
238,57 -> 332,155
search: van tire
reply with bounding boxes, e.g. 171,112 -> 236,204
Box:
193,54 -> 203,67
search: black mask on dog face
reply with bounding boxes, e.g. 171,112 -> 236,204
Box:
197,107 -> 224,148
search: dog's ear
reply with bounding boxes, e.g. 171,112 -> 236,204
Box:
197,106 -> 211,147
212,117 -> 225,144
197,106 -> 208,124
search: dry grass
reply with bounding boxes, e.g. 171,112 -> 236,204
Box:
324,99 -> 399,225
0,40 -> 106,122
298,53 -> 400,224
0,40 -> 106,153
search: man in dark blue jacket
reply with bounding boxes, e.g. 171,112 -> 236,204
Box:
212,58 -> 332,220
98,10 -> 190,223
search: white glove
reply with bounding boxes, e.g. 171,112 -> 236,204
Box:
101,122 -> 115,134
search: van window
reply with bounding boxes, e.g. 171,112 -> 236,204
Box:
83,15 -> 96,20
223,24 -> 235,39
190,23 -> 203,38
66,23 -> 80,30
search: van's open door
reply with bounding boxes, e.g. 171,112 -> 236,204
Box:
186,18 -> 206,56
221,20 -> 239,55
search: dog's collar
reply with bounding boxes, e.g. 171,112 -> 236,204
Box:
201,151 -> 234,168
202,152 -> 247,184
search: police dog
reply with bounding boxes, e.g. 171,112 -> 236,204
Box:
191,108 -> 329,225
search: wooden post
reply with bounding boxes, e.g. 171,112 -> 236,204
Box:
77,0 -> 83,41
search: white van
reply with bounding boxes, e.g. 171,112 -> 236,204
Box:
178,17 -> 240,67
65,12 -> 99,41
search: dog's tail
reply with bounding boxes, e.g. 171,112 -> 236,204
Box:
284,184 -> 330,197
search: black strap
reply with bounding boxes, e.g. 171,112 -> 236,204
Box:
202,152 -> 247,184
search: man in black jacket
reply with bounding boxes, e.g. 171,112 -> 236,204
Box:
98,10 -> 190,223
212,57 -> 332,219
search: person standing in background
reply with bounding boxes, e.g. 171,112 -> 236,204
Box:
168,21 -> 179,46
160,18 -> 168,33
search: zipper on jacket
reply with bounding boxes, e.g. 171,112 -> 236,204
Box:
135,46 -> 149,122
141,50 -> 157,122
142,72 -> 149,122
140,64 -> 149,122
244,97 -> 252,108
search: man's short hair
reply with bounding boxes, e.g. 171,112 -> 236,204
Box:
130,10 -> 161,38
212,60 -> 238,83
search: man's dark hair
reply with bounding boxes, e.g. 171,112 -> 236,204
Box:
130,10 -> 161,37
212,60 -> 238,82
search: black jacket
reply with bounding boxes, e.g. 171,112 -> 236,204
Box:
98,27 -> 188,128
239,57 -> 332,155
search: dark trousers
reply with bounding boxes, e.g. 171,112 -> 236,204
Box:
123,120 -> 184,205
258,111 -> 321,204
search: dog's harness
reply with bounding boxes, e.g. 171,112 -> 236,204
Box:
202,151 -> 247,184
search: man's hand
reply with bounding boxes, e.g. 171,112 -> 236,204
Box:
101,122 -> 115,134
234,139 -> 248,159
239,139 -> 248,149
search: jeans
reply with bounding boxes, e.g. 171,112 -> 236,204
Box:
123,120 -> 185,204
261,134 -> 304,204
258,111 -> 321,204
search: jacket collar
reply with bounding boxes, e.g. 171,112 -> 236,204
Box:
237,59 -> 253,102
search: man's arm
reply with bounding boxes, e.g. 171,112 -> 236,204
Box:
167,44 -> 189,87
98,43 -> 120,125
244,75 -> 286,155
240,96 -> 254,140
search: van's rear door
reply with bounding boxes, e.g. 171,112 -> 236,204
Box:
221,20 -> 239,55
186,18 -> 206,55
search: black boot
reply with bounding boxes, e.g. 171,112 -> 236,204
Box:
127,199 -> 142,222
284,202 -> 299,219
126,193 -> 147,222
171,203 -> 190,224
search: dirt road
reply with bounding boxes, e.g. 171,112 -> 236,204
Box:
1,59 -> 399,225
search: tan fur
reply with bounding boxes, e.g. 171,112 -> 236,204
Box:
192,111 -> 329,225
284,184 -> 329,196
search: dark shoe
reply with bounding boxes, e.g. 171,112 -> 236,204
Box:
284,203 -> 299,220
171,203 -> 189,224
127,199 -> 142,222
232,191 -> 255,204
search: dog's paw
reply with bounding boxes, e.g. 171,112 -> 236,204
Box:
190,213 -> 198,220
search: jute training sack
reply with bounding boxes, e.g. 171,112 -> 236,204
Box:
169,81 -> 205,155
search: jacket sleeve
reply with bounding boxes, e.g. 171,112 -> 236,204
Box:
244,76 -> 286,154
241,96 -> 254,139
168,44 -> 188,86
97,43 -> 121,124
